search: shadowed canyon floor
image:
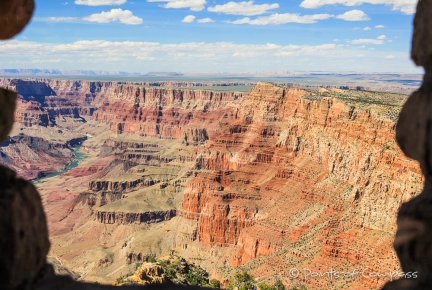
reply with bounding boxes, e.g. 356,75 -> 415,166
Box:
0,78 -> 422,289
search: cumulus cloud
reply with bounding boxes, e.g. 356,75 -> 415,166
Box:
208,1 -> 279,16
299,0 -> 416,14
1,39 -> 416,72
83,8 -> 143,24
197,18 -> 214,23
274,44 -> 336,56
351,39 -> 384,44
385,55 -> 395,58
336,10 -> 370,21
181,15 -> 196,22
75,0 -> 127,5
0,40 -> 340,62
363,26 -> 371,30
227,17 -> 251,24
226,10 -> 370,25
350,35 -> 386,44
375,24 -> 385,28
50,17 -> 79,21
147,0 -> 206,11
227,13 -> 334,25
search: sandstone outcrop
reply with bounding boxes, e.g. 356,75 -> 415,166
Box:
95,210 -> 176,225
116,263 -> 168,286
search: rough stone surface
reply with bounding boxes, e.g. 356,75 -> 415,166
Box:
0,88 -> 17,143
0,0 -> 35,39
411,0 -> 432,67
383,0 -> 432,289
0,165 -> 50,289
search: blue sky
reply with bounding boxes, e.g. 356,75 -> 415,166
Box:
0,0 -> 421,73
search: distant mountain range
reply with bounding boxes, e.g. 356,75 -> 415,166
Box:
0,69 -> 423,77
0,69 -> 140,76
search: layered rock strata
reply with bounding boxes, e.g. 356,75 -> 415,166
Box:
95,210 -> 176,225
176,83 -> 422,289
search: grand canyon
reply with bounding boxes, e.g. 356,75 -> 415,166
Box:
0,77 -> 422,289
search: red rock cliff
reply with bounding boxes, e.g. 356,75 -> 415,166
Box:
178,82 -> 422,289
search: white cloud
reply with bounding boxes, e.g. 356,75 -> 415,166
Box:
83,8 -> 143,24
181,15 -> 196,22
227,13 -> 334,25
197,18 -> 214,23
208,1 -> 279,16
385,55 -> 395,58
227,17 -> 251,24
0,40 -> 339,62
333,38 -> 340,42
0,39 -> 418,72
147,0 -> 206,11
353,27 -> 361,30
350,38 -> 384,44
274,44 -> 336,56
336,10 -> 370,21
299,0 -> 416,14
50,17 -> 79,21
375,24 -> 385,28
75,0 -> 127,5
32,59 -> 62,63
377,34 -> 386,39
363,26 -> 371,30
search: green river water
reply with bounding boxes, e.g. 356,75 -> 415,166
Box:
32,145 -> 87,184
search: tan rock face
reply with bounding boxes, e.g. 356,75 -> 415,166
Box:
117,263 -> 168,286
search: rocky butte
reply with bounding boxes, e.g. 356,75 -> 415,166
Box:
0,78 -> 422,289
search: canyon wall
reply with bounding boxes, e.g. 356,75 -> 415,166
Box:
175,83 -> 422,289
1,78 -> 423,289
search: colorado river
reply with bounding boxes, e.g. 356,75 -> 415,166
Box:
32,145 -> 87,184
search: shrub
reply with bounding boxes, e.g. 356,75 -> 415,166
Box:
185,272 -> 207,286
257,282 -> 276,290
226,271 -> 255,290
209,279 -> 221,288
274,280 -> 285,290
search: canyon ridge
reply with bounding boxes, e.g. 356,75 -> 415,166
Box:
0,78 -> 422,290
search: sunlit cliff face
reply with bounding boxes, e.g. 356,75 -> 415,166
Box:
1,78 -> 421,289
